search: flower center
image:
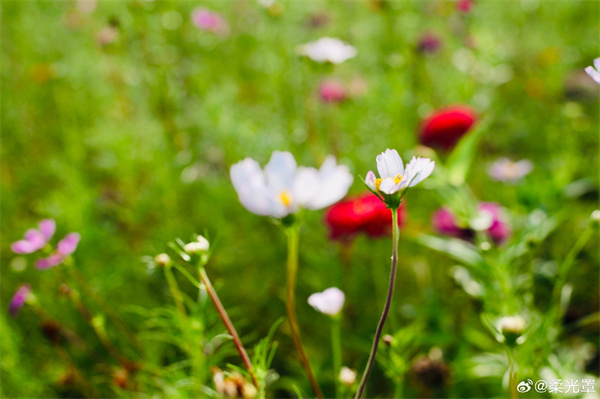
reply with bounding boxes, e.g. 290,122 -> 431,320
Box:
374,174 -> 403,192
279,190 -> 292,207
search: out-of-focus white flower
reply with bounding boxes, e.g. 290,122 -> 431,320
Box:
154,253 -> 171,267
307,287 -> 345,316
365,149 -> 435,196
488,158 -> 533,183
498,315 -> 526,335
230,151 -> 353,218
298,37 -> 357,64
339,366 -> 357,386
585,58 -> 600,84
184,236 -> 210,254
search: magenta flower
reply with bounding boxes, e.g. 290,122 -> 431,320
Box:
36,233 -> 81,270
191,8 -> 229,36
319,80 -> 346,103
11,219 -> 56,254
432,202 -> 511,244
417,33 -> 442,54
9,284 -> 31,316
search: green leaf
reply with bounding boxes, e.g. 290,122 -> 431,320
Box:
415,234 -> 483,267
445,117 -> 490,186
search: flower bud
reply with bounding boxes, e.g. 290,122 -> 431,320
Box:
383,334 -> 395,346
154,253 -> 171,267
184,236 -> 210,255
339,366 -> 357,387
499,315 -> 526,345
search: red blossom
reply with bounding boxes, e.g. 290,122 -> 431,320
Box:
419,105 -> 478,150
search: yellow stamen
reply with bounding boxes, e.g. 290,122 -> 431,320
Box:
279,190 -> 292,207
394,174 -> 403,184
374,175 -> 403,192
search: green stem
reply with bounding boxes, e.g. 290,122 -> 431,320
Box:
355,207 -> 400,399
164,265 -> 187,321
285,226 -> 324,399
199,268 -> 259,388
331,316 -> 342,399
506,347 -> 518,399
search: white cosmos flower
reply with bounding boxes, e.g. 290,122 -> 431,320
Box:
365,149 -> 435,196
307,287 -> 345,316
230,151 -> 353,218
488,158 -> 533,183
298,37 -> 357,64
585,58 -> 600,84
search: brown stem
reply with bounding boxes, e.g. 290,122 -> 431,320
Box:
199,268 -> 259,389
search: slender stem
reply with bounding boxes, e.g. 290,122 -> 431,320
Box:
331,316 -> 342,399
199,268 -> 259,388
506,347 -> 518,399
355,207 -> 400,399
285,226 -> 324,399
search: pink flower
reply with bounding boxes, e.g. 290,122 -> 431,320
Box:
36,233 -> 81,270
11,219 -> 55,254
9,284 -> 31,317
319,80 -> 346,103
488,158 -> 533,183
432,202 -> 511,244
457,0 -> 474,13
191,8 -> 229,36
417,33 -> 442,54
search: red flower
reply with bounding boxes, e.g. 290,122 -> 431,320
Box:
325,193 -> 405,240
419,106 -> 478,150
456,0 -> 474,13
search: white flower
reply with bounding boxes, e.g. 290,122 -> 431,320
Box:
498,315 -> 526,335
488,158 -> 533,183
339,366 -> 357,386
230,151 -> 353,218
298,37 -> 357,64
365,149 -> 435,196
585,58 -> 600,84
184,235 -> 210,254
307,287 -> 345,316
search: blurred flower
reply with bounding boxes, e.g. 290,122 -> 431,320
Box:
318,80 -> 346,103
339,366 -> 357,386
417,32 -> 442,54
36,233 -> 81,269
488,158 -> 533,183
499,315 -> 526,345
419,106 -> 478,150
410,355 -> 450,389
365,149 -> 434,207
456,0 -> 474,13
307,287 -> 345,316
76,0 -> 97,13
325,193 -> 406,240
307,12 -> 330,28
191,8 -> 229,37
11,219 -> 55,254
230,151 -> 353,218
347,76 -> 368,97
9,284 -> 31,316
184,235 -> 210,254
565,70 -> 600,101
585,58 -> 600,84
212,367 -> 257,398
298,37 -> 357,64
432,202 -> 511,244
154,253 -> 171,267
97,26 -> 119,47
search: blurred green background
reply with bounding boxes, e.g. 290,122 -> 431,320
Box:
1,0 -> 599,398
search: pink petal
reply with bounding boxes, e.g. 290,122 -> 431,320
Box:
38,219 -> 56,241
35,253 -> 65,269
9,284 -> 31,316
11,229 -> 45,254
57,233 -> 80,256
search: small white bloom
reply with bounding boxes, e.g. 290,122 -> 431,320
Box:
488,158 -> 533,183
307,287 -> 345,316
365,149 -> 435,196
154,253 -> 171,267
184,236 -> 210,254
298,37 -> 357,64
498,315 -> 526,335
230,151 -> 353,218
585,57 -> 600,84
339,366 -> 357,386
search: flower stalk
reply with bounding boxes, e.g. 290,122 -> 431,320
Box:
331,315 -> 343,398
355,207 -> 400,399
285,226 -> 324,399
198,267 -> 259,389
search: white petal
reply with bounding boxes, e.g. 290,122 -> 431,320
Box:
594,57 -> 600,72
292,166 -> 320,206
365,171 -> 377,191
264,151 -> 297,192
304,158 -> 353,210
585,66 -> 600,84
406,157 -> 435,187
308,287 -> 345,316
230,158 -> 284,217
378,177 -> 400,195
376,149 -> 403,178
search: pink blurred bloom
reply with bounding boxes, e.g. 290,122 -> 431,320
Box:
9,284 -> 31,317
319,80 -> 346,103
457,0 -> 474,13
191,8 -> 229,36
417,33 -> 442,54
36,233 -> 81,270
11,219 -> 56,254
432,202 -> 511,244
488,158 -> 533,183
